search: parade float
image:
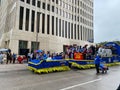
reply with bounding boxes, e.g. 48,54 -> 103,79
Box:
28,59 -> 70,74
28,42 -> 120,74
28,50 -> 70,74
69,42 -> 120,69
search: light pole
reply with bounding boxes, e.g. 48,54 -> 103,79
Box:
36,12 -> 41,50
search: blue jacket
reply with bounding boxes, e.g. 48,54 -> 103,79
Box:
94,56 -> 101,64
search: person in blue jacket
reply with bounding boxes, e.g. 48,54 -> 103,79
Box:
94,54 -> 101,74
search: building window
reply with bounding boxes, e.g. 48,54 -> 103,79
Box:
75,8 -> 76,13
19,6 -> 24,30
20,0 -> 24,2
71,23 -> 73,39
42,2 -> 45,9
26,0 -> 30,4
52,16 -> 54,35
37,1 -> 41,8
77,16 -> 79,22
56,17 -> 58,36
47,15 -> 50,34
31,42 -> 39,52
59,19 -> 61,37
47,4 -> 50,11
56,0 -> 58,4
25,8 -> 30,31
32,0 -> 36,6
78,25 -> 79,40
31,10 -> 35,32
65,21 -> 67,38
42,13 -> 45,33
37,12 -> 40,33
56,7 -> 58,14
72,15 -> 73,20
74,24 -> 76,39
52,6 -> 54,12
19,40 -> 28,49
62,20 -> 64,37
75,16 -> 76,21
68,22 -> 70,39
81,25 -> 82,40
19,40 -> 28,55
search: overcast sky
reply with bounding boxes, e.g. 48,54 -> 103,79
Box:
94,0 -> 120,43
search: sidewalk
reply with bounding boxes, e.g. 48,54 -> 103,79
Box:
0,63 -> 28,72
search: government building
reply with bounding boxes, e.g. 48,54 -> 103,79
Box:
0,0 -> 94,55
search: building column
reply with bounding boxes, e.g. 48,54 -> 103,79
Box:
28,41 -> 31,53
44,13 -> 47,35
9,40 -> 19,54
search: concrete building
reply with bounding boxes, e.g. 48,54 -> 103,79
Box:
0,0 -> 94,55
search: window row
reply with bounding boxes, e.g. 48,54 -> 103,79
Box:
20,0 -> 58,6
80,18 -> 93,27
20,0 -> 93,15
19,40 -> 39,54
80,1 -> 93,14
83,0 -> 93,7
19,6 -> 93,41
80,9 -> 93,20
20,5 -> 93,23
58,0 -> 93,14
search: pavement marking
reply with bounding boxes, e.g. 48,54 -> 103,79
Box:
60,78 -> 102,90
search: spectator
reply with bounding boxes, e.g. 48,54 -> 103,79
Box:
12,53 -> 16,64
17,56 -> 23,64
82,45 -> 88,59
0,52 -> 3,64
6,52 -> 12,64
27,52 -> 31,62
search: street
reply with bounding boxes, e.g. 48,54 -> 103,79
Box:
0,64 -> 120,90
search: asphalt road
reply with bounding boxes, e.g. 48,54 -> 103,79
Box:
0,65 -> 120,90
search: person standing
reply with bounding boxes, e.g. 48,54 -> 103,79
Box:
6,52 -> 12,64
0,52 -> 3,64
94,54 -> 101,74
12,53 -> 16,64
6,52 -> 10,64
27,52 -> 31,62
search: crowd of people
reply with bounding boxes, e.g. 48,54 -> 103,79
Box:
64,44 -> 96,60
0,51 -> 17,64
0,44 -> 114,64
27,44 -> 100,61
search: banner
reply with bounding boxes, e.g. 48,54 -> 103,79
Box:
74,53 -> 83,60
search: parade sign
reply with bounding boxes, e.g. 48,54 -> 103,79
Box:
74,53 -> 83,60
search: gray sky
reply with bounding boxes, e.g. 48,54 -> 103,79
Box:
94,0 -> 120,43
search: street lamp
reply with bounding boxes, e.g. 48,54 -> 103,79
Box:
36,12 -> 41,50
